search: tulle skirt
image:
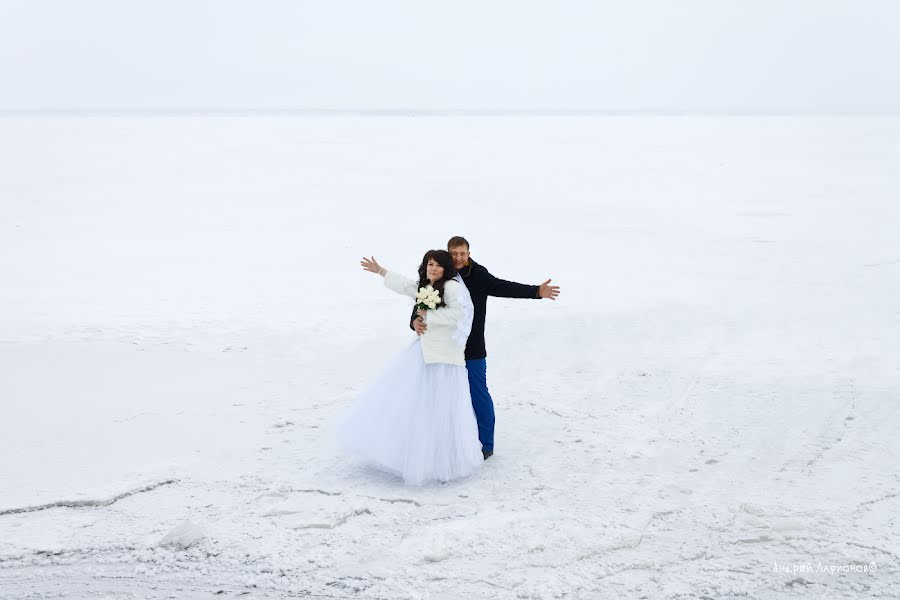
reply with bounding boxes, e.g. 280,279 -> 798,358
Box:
336,339 -> 483,485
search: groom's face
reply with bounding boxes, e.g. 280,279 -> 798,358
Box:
449,244 -> 470,270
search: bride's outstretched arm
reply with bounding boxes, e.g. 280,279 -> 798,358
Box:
384,271 -> 419,298
360,256 -> 387,276
362,256 -> 418,298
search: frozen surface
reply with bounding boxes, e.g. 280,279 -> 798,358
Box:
1,115 -> 899,598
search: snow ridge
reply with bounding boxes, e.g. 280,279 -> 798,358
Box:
0,480 -> 177,516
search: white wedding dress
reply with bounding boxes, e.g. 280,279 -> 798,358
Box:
335,274 -> 483,486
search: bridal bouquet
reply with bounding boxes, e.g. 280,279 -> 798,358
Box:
416,285 -> 443,311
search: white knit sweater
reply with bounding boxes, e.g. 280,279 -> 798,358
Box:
383,271 -> 466,366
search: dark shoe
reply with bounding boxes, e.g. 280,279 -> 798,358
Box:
482,449 -> 493,460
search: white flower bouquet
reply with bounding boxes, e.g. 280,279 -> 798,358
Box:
415,285 -> 443,311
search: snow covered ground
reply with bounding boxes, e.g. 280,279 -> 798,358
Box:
1,114 -> 898,599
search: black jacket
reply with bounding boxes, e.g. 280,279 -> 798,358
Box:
409,259 -> 540,360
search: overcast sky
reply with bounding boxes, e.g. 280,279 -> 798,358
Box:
1,0 -> 898,112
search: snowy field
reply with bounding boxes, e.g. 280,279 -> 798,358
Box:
1,115 -> 899,599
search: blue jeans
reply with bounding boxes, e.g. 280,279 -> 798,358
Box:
465,358 -> 494,452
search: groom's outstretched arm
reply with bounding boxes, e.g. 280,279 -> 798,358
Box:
483,268 -> 561,300
483,268 -> 541,299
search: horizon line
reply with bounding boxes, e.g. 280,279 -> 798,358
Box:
1,108 -> 899,117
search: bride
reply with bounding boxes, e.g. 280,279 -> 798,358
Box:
335,249 -> 483,485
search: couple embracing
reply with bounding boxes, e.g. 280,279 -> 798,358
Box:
336,236 -> 560,485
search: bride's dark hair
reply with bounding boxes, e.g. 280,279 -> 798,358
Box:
417,249 -> 457,305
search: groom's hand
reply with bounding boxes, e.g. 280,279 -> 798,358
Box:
413,316 -> 427,335
538,278 -> 560,300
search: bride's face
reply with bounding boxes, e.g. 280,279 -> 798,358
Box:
426,258 -> 445,283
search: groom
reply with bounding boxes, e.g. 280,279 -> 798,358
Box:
411,236 -> 560,460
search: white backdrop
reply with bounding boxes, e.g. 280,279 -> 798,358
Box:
1,0 -> 899,112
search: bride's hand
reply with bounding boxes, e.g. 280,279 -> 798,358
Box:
361,256 -> 385,276
416,307 -> 427,317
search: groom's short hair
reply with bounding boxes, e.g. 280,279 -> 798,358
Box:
447,236 -> 469,250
